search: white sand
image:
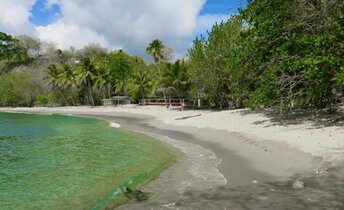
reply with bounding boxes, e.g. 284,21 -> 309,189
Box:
1,105 -> 343,164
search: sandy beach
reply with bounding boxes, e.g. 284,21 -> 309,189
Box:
1,106 -> 344,209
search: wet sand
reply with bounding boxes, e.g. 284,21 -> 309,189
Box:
1,108 -> 343,209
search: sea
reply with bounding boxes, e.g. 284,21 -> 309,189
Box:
0,112 -> 175,210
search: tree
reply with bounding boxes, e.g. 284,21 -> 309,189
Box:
0,72 -> 42,106
110,51 -> 132,101
0,32 -> 24,74
16,35 -> 40,60
241,0 -> 343,110
58,64 -> 76,105
146,39 -> 167,104
0,32 -> 18,59
45,64 -> 69,105
75,58 -> 96,106
163,60 -> 189,103
188,36 -> 207,107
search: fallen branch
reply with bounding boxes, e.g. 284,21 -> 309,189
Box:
175,114 -> 202,120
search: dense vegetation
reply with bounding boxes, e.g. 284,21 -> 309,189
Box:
0,0 -> 343,111
189,0 -> 344,110
0,36 -> 188,107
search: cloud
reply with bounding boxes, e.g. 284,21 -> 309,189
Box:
0,0 -> 37,36
36,0 -> 206,58
36,21 -> 111,49
1,0 -> 229,59
196,13 -> 231,36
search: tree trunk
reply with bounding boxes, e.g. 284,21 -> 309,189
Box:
141,86 -> 145,105
156,64 -> 167,105
59,89 -> 69,106
108,85 -> 112,98
67,86 -> 76,106
102,89 -> 106,100
177,91 -> 183,111
87,79 -> 95,106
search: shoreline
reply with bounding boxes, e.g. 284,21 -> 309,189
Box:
1,106 -> 344,209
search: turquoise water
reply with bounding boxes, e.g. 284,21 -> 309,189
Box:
0,112 -> 175,210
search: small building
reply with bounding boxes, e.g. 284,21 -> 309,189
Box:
102,96 -> 132,106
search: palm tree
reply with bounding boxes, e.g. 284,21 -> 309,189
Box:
93,66 -> 108,99
163,60 -> 188,104
128,70 -> 152,103
45,64 -> 59,87
75,58 -> 96,106
45,64 -> 69,105
146,39 -> 167,104
58,64 -> 76,105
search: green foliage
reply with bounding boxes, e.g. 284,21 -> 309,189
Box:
0,32 -> 40,74
0,32 -> 25,74
2,1 -> 343,112
0,72 -> 43,106
146,39 -> 165,64
34,92 -> 64,106
163,60 -> 189,99
187,0 -> 344,110
0,32 -> 18,59
188,16 -> 243,108
34,95 -> 49,105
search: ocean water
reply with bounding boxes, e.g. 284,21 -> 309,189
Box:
0,112 -> 175,210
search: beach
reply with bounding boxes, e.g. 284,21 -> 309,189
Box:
1,106 -> 344,209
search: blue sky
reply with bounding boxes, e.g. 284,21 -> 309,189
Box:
1,0 -> 247,58
200,0 -> 246,15
29,0 -> 62,26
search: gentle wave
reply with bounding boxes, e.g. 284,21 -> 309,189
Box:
144,133 -> 227,191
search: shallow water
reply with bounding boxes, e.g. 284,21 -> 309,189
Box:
0,112 -> 175,210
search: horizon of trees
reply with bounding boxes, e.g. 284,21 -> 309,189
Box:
0,0 -> 343,112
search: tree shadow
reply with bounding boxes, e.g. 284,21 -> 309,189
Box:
239,106 -> 344,128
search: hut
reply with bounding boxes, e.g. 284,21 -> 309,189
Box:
102,96 -> 131,106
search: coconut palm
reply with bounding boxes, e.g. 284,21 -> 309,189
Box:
45,64 -> 69,105
146,39 -> 167,104
163,60 -> 188,103
75,58 -> 96,106
58,64 -> 76,105
128,70 -> 152,102
45,64 -> 59,87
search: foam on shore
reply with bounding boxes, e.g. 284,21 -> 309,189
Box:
110,122 -> 121,128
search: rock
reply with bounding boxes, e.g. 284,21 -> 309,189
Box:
292,180 -> 305,189
314,168 -> 328,175
252,180 -> 258,184
257,195 -> 268,201
124,187 -> 150,202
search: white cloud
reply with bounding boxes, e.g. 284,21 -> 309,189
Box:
36,0 -> 207,58
36,21 -> 111,50
196,13 -> 231,36
0,0 -> 36,36
1,0 -> 225,58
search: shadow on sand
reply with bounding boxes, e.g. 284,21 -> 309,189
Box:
239,106 -> 344,128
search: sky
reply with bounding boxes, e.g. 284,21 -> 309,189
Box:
0,0 -> 246,59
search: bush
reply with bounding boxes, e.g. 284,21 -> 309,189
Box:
34,95 -> 49,106
0,72 -> 43,107
34,92 -> 64,107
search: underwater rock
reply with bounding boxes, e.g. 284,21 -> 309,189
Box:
292,180 -> 305,189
